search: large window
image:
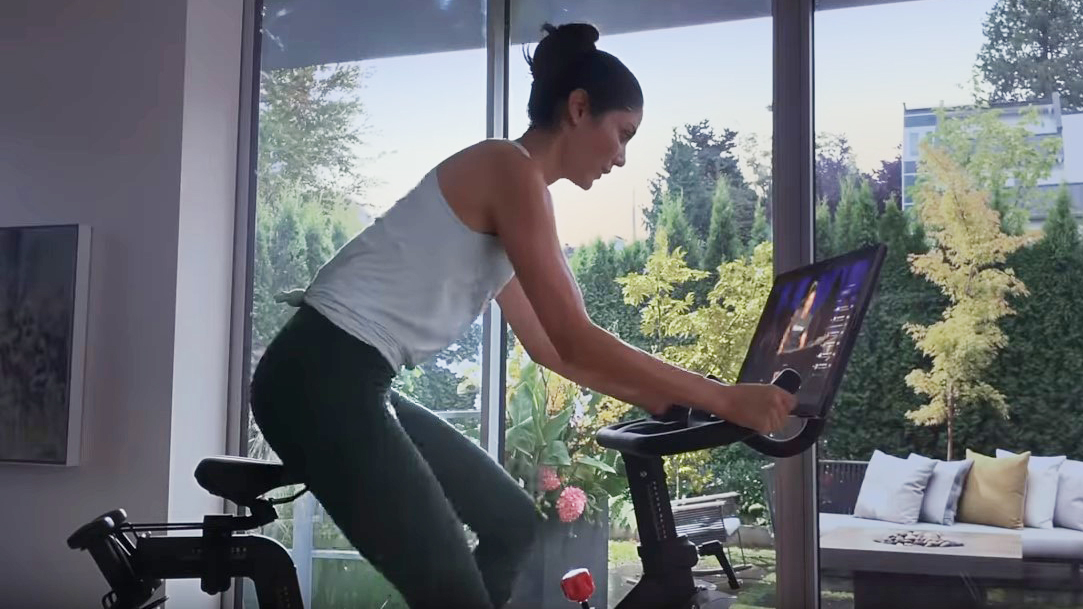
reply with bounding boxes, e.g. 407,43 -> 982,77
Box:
502,6 -> 779,608
243,3 -> 487,606
813,1 -> 1083,607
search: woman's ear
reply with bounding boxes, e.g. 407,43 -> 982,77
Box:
565,89 -> 591,126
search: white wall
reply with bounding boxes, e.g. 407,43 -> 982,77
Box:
170,0 -> 242,530
0,1 -> 242,607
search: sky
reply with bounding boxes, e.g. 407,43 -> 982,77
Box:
308,0 -> 999,246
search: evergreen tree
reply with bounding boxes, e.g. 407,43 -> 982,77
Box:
569,239 -> 650,350
835,177 -> 880,252
959,184 -> 1083,459
975,0 -> 1083,111
815,199 -> 836,260
877,195 -> 909,258
1042,184 -> 1080,255
252,185 -> 358,355
703,178 -> 743,271
646,120 -> 755,246
815,133 -> 860,211
657,192 -> 702,270
822,194 -> 944,461
908,207 -> 929,252
258,65 -> 369,206
870,155 -> 903,211
748,200 -> 771,251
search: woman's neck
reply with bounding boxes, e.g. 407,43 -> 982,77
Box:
515,128 -> 566,186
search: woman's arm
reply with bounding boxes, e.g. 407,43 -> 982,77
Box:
496,277 -> 665,411
487,156 -> 744,419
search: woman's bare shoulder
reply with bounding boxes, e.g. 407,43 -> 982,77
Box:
440,139 -> 533,175
438,140 -> 544,199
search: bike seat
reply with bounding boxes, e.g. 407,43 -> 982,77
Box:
194,456 -> 303,507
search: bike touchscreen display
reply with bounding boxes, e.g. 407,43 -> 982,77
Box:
737,245 -> 885,418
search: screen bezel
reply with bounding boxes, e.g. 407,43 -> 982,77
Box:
736,243 -> 888,419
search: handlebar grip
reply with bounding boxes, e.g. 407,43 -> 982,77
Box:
67,510 -> 122,550
738,367 -> 821,458
772,368 -> 802,394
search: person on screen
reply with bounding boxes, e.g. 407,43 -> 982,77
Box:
777,280 -> 830,354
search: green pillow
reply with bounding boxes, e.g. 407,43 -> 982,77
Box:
956,449 -> 1029,529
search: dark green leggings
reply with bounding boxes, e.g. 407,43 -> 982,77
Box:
250,304 -> 538,609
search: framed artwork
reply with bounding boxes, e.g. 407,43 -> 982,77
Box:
0,224 -> 90,466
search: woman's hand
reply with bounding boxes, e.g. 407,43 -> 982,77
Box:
704,382 -> 797,435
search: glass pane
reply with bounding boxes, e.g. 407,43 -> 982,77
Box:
504,4 -> 776,608
814,1 -> 1083,608
244,2 -> 486,607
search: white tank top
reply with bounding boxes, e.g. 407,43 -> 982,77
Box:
298,140 -> 525,370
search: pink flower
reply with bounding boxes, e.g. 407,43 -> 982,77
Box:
538,466 -> 561,492
556,486 -> 588,523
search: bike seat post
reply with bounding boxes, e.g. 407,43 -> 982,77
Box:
201,515 -> 235,596
625,455 -> 683,559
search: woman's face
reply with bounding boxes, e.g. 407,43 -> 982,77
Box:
561,91 -> 642,190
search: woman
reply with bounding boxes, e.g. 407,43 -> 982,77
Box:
250,22 -> 796,609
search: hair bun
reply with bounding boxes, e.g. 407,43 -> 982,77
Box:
527,22 -> 600,84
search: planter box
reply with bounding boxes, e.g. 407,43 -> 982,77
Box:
508,506 -> 609,609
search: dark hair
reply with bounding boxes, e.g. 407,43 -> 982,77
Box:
525,23 -> 643,129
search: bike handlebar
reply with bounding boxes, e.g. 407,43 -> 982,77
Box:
596,369 -> 822,459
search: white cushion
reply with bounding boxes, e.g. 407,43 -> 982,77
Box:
819,513 -> 1083,561
908,453 -> 973,525
997,449 -> 1065,529
853,450 -> 937,525
819,512 -> 1018,539
1053,459 -> 1083,532
1021,526 -> 1083,560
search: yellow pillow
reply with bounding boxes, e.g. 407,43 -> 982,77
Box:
957,449 -> 1029,529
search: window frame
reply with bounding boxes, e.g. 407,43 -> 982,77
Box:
227,0 -> 263,606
